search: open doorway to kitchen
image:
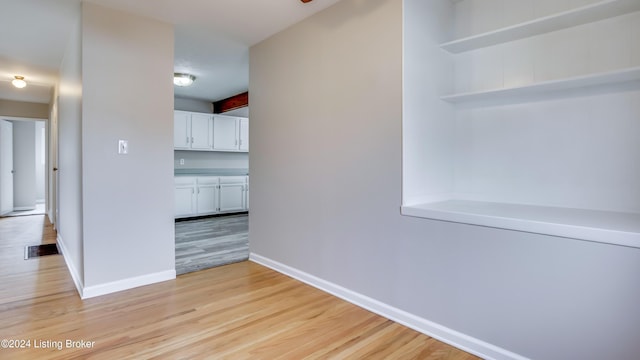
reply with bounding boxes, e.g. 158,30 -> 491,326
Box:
0,117 -> 47,218
173,100 -> 250,275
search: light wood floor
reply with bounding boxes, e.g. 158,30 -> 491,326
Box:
0,215 -> 480,359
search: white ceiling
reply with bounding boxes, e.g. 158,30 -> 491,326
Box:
0,0 -> 342,104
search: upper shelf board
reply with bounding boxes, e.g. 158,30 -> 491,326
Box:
440,0 -> 640,53
440,66 -> 640,103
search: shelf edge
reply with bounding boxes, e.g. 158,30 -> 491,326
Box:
440,0 -> 640,53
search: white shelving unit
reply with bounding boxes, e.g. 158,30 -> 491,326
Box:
402,200 -> 640,248
441,66 -> 640,103
403,0 -> 640,248
440,0 -> 640,53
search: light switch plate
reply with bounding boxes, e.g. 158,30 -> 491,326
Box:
118,140 -> 128,154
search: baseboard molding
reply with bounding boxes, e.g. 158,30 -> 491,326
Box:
57,234 -> 176,299
81,269 -> 176,299
250,253 -> 529,360
56,234 -> 84,298
13,206 -> 36,211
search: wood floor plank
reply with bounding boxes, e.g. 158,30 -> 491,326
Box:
0,215 -> 480,359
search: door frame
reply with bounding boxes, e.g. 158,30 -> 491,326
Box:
0,116 -> 50,218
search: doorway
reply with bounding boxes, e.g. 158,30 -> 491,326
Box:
0,117 -> 47,217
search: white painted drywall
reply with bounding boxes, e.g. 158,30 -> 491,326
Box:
174,97 -> 213,113
57,3 -> 84,286
0,100 -> 49,119
35,121 -> 45,203
249,0 -> 640,359
223,106 -> 249,117
402,0 -> 455,205
81,3 -> 175,287
12,121 -> 36,210
174,150 -> 248,170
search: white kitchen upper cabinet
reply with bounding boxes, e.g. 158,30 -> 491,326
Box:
213,116 -> 239,151
174,111 -> 191,149
196,176 -> 219,215
174,177 -> 196,218
190,113 -> 213,150
176,111 -> 249,153
174,111 -> 213,150
239,118 -> 249,151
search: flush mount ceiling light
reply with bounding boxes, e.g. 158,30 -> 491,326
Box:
173,73 -> 195,87
12,76 -> 26,88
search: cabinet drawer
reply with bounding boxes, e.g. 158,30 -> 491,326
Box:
219,176 -> 246,184
174,176 -> 196,186
197,176 -> 219,185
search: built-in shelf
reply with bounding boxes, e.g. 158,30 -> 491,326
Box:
440,0 -> 640,53
440,66 -> 640,103
402,200 -> 640,249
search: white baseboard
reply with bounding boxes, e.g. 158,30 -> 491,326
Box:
81,269 -> 176,299
250,253 -> 529,360
13,206 -> 36,211
57,234 -> 176,299
56,234 -> 84,298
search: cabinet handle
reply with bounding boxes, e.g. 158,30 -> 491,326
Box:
191,137 -> 194,144
186,136 -> 189,144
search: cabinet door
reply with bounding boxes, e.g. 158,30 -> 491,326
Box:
190,113 -> 212,150
174,111 -> 191,149
219,183 -> 245,212
239,118 -> 249,152
175,186 -> 195,217
245,179 -> 249,210
213,116 -> 239,151
197,185 -> 218,214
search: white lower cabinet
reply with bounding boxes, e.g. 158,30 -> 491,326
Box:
219,176 -> 246,212
174,177 -> 197,218
175,175 -> 248,218
195,177 -> 219,215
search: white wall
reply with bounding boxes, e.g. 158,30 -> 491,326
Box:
174,150 -> 248,170
12,121 -> 36,210
57,3 -> 84,286
223,106 -> 249,117
402,0 -> 455,205
81,3 -> 175,289
0,100 -> 49,119
174,97 -> 212,113
35,121 -> 45,203
250,1 -> 640,359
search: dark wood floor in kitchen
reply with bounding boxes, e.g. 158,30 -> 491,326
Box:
175,213 -> 248,275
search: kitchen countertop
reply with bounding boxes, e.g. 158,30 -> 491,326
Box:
174,168 -> 249,177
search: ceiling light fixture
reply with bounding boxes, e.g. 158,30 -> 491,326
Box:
12,76 -> 27,88
173,73 -> 195,87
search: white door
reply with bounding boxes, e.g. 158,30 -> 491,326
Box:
239,118 -> 249,152
213,116 -> 238,151
175,186 -> 196,217
174,111 -> 191,149
219,183 -> 245,212
190,113 -> 212,150
0,120 -> 14,215
197,184 -> 218,214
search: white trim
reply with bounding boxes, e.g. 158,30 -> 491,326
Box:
56,233 -> 84,298
81,269 -> 176,299
13,206 -> 36,211
57,233 -> 176,299
250,253 -> 529,360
